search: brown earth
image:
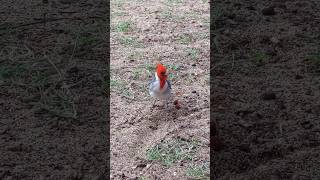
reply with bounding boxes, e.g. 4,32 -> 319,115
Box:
110,0 -> 210,179
212,0 -> 320,179
0,0 -> 108,179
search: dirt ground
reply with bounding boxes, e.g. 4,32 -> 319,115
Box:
110,0 -> 209,179
0,0 -> 108,179
212,0 -> 320,179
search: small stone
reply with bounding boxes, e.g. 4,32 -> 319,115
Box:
67,66 -> 79,74
149,125 -> 157,130
238,144 -> 250,152
295,74 -> 303,79
136,163 -> 147,168
173,100 -> 179,105
301,120 -> 313,129
270,37 -> 280,44
266,48 -> 276,56
262,92 -> 276,100
262,7 -> 276,16
238,119 -> 252,128
305,89 -> 313,96
247,6 -> 256,10
192,90 -> 197,93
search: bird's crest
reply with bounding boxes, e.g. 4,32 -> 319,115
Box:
155,62 -> 167,90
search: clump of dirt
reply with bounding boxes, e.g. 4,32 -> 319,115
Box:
110,0 -> 209,179
0,0 -> 108,179
212,0 -> 320,179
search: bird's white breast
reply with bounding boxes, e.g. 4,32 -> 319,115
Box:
149,72 -> 169,98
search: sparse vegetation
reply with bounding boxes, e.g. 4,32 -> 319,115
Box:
79,36 -> 99,46
178,34 -> 193,44
168,64 -> 180,71
307,52 -> 320,67
160,10 -> 185,22
146,139 -> 200,167
212,6 -> 223,29
111,0 -> 209,179
112,0 -> 125,7
163,0 -> 183,8
186,48 -> 200,60
186,163 -> 210,179
110,79 -> 133,99
251,51 -> 269,66
128,52 -> 143,61
0,64 -> 28,80
116,21 -> 132,32
133,68 -> 142,80
112,11 -> 127,17
138,176 -> 148,180
119,36 -> 142,47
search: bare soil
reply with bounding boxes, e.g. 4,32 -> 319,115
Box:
212,0 -> 320,179
110,0 -> 210,179
0,0 -> 108,179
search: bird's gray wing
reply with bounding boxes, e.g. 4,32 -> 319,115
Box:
148,74 -> 156,86
167,80 -> 171,89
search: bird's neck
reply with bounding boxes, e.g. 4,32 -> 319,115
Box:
160,78 -> 166,89
155,72 -> 166,89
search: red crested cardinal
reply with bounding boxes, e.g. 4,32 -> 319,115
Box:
149,63 -> 172,109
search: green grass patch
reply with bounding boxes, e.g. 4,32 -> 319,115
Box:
251,51 -> 269,66
160,10 -> 185,22
116,21 -> 132,32
0,66 -> 14,79
0,22 -> 16,35
31,71 -> 49,87
167,64 -> 180,71
119,36 -> 142,47
128,52 -> 143,61
186,48 -> 200,60
138,176 -> 148,180
146,139 -> 200,167
112,11 -> 127,17
131,64 -> 154,79
0,64 -> 29,80
78,36 -> 99,46
167,64 -> 180,79
166,0 -> 182,3
145,64 -> 154,75
133,68 -> 142,80
112,0 -> 125,7
212,6 -> 223,29
307,52 -> 320,67
178,34 -> 192,45
38,88 -> 77,119
110,79 -> 133,98
201,18 -> 210,29
186,163 -> 210,179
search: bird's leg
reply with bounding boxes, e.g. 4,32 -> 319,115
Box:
164,95 -> 171,110
165,97 -> 169,109
150,98 -> 157,112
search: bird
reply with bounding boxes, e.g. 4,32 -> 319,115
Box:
149,63 -> 172,109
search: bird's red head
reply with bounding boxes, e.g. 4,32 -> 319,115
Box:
156,63 -> 167,89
